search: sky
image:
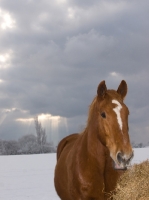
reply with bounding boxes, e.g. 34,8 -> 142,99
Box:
0,0 -> 149,146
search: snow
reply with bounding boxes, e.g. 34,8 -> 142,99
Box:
132,148 -> 149,164
0,153 -> 59,200
0,149 -> 148,200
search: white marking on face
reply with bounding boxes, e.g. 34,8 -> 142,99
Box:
112,100 -> 123,130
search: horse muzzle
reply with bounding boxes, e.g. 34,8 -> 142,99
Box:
114,151 -> 134,170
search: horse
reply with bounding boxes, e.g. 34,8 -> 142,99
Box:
54,80 -> 133,200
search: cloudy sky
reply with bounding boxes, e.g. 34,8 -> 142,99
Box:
0,0 -> 149,146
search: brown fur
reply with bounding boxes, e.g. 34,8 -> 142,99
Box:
54,80 -> 133,200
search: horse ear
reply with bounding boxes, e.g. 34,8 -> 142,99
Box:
117,80 -> 127,100
97,80 -> 107,99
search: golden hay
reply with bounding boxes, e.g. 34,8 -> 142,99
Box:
109,160 -> 149,200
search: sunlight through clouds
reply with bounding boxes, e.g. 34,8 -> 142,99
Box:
0,79 -> 4,83
0,108 -> 17,126
0,54 -> 10,63
16,113 -> 68,144
110,72 -> 119,77
0,9 -> 16,30
67,7 -> 75,19
16,113 -> 61,124
16,118 -> 34,123
0,50 -> 13,69
56,0 -> 67,4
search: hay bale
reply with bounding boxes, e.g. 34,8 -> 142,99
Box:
110,160 -> 149,200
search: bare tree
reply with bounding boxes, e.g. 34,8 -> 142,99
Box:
34,116 -> 47,153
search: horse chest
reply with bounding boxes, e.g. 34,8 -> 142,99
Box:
69,163 -> 104,198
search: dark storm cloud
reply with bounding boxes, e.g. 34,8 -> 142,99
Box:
0,0 -> 149,144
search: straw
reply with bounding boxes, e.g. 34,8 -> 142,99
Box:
109,160 -> 149,200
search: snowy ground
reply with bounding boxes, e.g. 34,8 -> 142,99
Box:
0,154 -> 59,200
0,148 -> 149,200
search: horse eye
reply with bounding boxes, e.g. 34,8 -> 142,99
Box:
101,112 -> 106,118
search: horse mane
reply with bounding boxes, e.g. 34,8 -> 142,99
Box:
80,96 -> 98,135
87,96 -> 98,126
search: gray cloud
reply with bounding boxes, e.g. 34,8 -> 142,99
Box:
0,0 -> 149,145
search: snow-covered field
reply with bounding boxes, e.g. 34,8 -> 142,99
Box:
0,154 -> 59,200
0,148 -> 149,200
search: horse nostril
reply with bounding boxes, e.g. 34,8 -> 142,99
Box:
117,152 -> 124,164
117,151 -> 134,166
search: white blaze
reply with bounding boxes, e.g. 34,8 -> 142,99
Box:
112,100 -> 123,130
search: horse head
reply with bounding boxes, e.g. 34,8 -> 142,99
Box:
96,80 -> 133,169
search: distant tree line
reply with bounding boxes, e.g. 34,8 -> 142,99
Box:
132,142 -> 149,148
0,116 -> 56,155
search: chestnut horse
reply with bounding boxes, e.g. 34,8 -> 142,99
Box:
54,80 -> 133,200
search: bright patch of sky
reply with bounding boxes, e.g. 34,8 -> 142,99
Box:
0,50 -> 13,69
0,9 -> 16,30
67,7 -> 75,19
